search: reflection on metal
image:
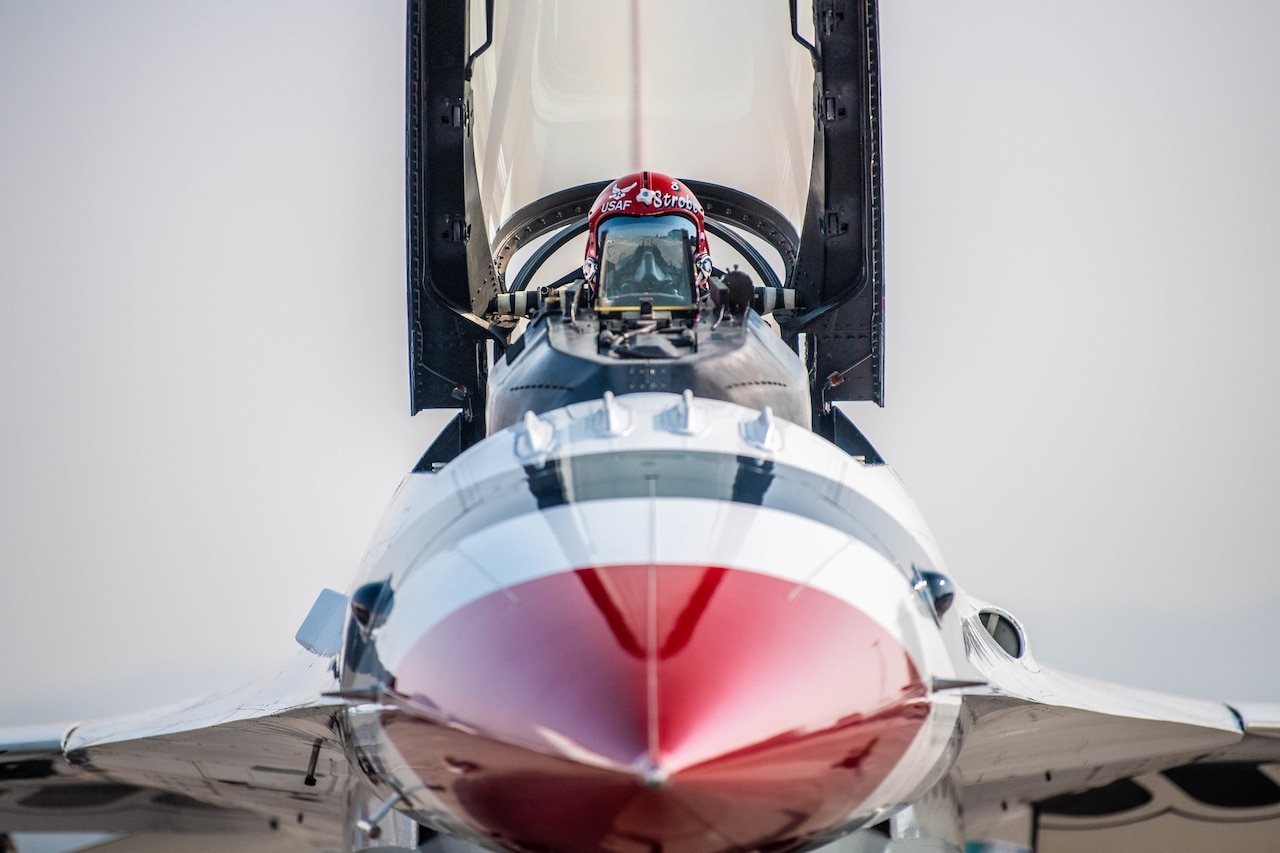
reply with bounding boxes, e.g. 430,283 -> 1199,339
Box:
890,775 -> 963,851
930,678 -> 988,693
1036,764 -> 1280,849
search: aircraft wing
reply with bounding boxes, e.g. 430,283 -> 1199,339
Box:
954,599 -> 1280,850
0,651 -> 352,852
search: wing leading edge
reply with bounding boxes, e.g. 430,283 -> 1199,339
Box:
952,597 -> 1280,851
0,653 -> 352,852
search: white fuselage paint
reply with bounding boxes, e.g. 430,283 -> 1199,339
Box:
343,393 -> 966,837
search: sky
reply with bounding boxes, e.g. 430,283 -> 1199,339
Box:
1,0 -> 1279,737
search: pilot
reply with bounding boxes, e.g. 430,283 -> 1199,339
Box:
582,171 -> 714,303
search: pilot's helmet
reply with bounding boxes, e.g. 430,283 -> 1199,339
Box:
583,171 -> 713,289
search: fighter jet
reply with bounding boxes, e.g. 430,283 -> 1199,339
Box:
3,2 -> 1280,852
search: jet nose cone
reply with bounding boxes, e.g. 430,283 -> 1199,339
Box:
383,565 -> 930,853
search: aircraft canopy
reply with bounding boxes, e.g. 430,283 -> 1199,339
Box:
467,0 -> 817,242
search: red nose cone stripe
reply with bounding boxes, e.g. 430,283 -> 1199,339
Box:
386,565 -> 929,853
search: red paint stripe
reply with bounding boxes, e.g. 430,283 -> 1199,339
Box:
385,564 -> 930,853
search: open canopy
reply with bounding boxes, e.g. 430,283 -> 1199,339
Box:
406,0 -> 885,421
468,1 -> 816,241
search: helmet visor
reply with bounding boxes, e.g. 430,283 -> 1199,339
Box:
596,215 -> 697,309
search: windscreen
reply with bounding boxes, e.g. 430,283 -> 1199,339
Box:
468,0 -> 817,243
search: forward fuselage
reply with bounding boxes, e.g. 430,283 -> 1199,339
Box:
339,392 -> 963,853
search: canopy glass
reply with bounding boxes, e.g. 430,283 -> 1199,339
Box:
468,0 -> 817,243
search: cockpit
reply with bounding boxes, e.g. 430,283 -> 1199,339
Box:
596,215 -> 698,311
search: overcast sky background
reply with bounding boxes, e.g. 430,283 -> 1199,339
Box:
1,0 -> 1278,732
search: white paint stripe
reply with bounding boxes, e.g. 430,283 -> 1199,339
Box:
375,498 -> 938,677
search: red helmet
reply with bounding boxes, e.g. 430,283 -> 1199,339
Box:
583,171 -> 713,287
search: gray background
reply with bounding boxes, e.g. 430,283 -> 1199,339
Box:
1,0 -> 1278,729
